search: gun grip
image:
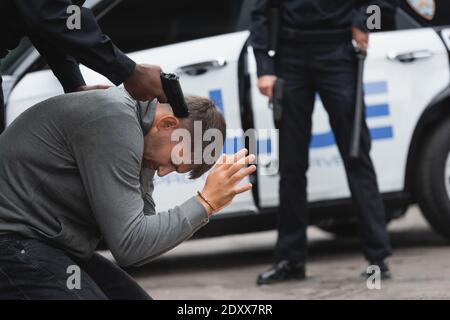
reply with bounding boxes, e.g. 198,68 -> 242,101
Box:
160,72 -> 189,118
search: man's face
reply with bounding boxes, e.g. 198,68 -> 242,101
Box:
143,104 -> 192,177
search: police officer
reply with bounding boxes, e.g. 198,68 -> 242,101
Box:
0,0 -> 167,133
251,0 -> 393,285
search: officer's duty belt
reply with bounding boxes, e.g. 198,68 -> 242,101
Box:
280,27 -> 352,43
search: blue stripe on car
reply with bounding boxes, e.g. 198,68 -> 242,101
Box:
212,81 -> 392,154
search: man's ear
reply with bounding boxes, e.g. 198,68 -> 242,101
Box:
155,115 -> 180,131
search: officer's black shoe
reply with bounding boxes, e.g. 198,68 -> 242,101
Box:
257,260 -> 306,286
361,260 -> 391,280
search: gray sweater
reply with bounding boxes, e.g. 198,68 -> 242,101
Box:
0,87 -> 209,267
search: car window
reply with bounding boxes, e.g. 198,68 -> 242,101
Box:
395,8 -> 422,31
364,4 -> 420,33
235,0 -> 256,31
97,0 -> 244,53
0,38 -> 33,75
400,0 -> 450,28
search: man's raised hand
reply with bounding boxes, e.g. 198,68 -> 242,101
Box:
197,149 -> 256,216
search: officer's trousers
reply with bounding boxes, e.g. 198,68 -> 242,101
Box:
274,40 -> 392,264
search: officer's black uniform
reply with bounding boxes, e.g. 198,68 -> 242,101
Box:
0,0 -> 136,133
251,0 -> 393,283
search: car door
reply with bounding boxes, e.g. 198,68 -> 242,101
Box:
364,27 -> 449,194
250,16 -> 450,208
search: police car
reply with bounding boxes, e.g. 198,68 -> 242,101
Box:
2,0 -> 450,239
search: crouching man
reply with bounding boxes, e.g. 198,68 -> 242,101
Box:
0,87 -> 256,299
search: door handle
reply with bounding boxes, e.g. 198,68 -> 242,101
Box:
387,50 -> 433,63
175,58 -> 227,76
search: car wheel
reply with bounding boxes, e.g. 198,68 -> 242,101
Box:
416,118 -> 450,239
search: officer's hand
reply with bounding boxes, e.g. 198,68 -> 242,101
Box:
197,148 -> 256,216
258,75 -> 278,101
123,64 -> 168,102
76,84 -> 111,91
352,27 -> 369,52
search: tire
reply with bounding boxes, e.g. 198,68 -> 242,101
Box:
416,118 -> 450,239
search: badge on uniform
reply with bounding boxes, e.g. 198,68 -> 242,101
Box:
406,0 -> 436,21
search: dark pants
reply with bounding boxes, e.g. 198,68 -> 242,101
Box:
0,234 -> 152,300
274,40 -> 392,264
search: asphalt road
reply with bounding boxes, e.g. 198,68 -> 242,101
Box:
124,206 -> 450,300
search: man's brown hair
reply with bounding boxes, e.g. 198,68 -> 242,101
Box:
181,96 -> 226,179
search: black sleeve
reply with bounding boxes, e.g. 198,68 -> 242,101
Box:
30,34 -> 86,93
14,0 -> 136,85
249,0 -> 276,77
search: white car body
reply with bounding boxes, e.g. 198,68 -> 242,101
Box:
3,2 -> 450,237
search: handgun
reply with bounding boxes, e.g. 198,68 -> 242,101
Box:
160,72 -> 189,118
